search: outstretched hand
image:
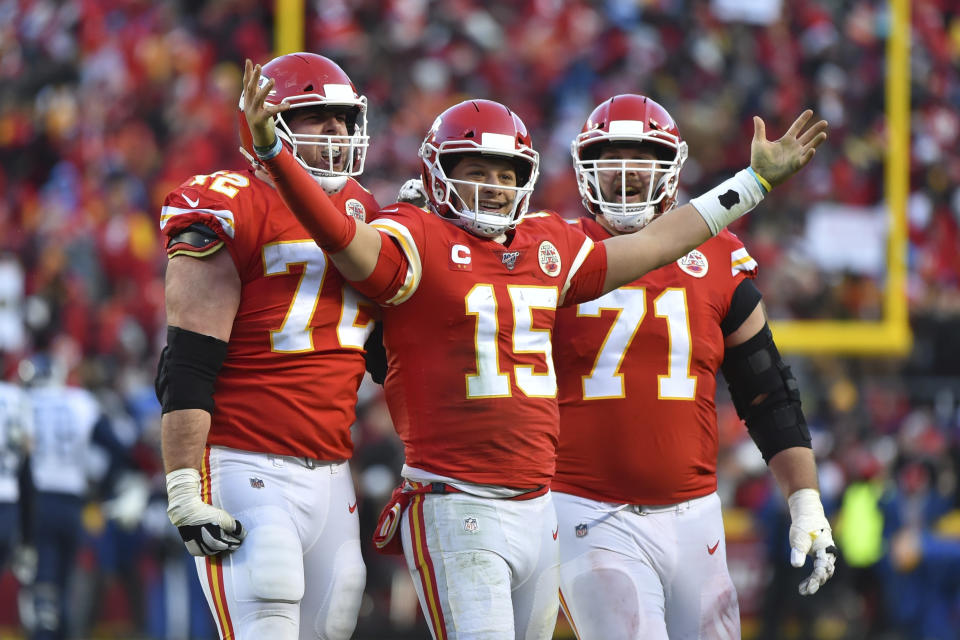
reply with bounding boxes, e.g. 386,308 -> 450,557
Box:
750,110 -> 828,188
242,58 -> 290,149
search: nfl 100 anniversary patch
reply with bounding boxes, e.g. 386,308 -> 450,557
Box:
500,250 -> 521,270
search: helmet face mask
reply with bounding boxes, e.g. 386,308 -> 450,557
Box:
275,102 -> 367,179
578,145 -> 685,233
419,100 -> 540,239
422,143 -> 537,238
572,95 -> 688,233
238,53 -> 369,186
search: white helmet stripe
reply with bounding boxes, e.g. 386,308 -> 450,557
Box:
607,120 -> 648,135
480,132 -> 516,150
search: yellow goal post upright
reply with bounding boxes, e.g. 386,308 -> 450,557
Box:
272,0 -> 913,357
769,0 -> 912,357
274,0 -> 305,56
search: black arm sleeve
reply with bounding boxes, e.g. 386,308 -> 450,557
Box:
155,326 -> 228,414
363,322 -> 388,385
720,279 -> 763,336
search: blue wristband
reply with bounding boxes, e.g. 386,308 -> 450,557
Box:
254,136 -> 282,161
746,167 -> 772,192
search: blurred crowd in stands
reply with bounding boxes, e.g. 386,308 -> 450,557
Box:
0,0 -> 958,638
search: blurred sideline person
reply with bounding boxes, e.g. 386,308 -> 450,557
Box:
242,59 -> 827,639
156,53 -> 381,640
20,354 -> 132,640
551,95 -> 837,640
0,379 -> 33,570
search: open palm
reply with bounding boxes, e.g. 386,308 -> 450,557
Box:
241,58 -> 290,148
750,110 -> 828,188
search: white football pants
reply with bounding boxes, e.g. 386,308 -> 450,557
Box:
400,490 -> 560,640
555,491 -> 739,640
194,446 -> 366,640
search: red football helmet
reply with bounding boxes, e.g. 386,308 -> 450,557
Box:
419,99 -> 540,238
572,94 -> 688,232
238,52 -> 369,184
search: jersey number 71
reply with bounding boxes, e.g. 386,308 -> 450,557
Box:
578,287 -> 696,401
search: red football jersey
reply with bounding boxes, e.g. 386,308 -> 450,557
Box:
552,216 -> 758,504
368,206 -> 607,488
159,168 -> 380,460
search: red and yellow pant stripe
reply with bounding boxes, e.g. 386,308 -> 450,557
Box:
559,589 -> 582,640
200,448 -> 236,639
407,492 -> 448,639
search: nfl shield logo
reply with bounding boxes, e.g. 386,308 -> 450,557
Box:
249,477 -> 265,489
463,516 -> 479,533
575,523 -> 588,538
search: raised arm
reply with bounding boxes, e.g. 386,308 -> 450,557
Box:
241,59 -> 382,281
601,110 -> 827,293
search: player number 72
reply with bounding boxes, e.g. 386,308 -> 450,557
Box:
263,241 -> 373,353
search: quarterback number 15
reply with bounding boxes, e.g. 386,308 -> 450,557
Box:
465,284 -> 558,399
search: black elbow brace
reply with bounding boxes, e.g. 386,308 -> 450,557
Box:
155,326 -> 228,415
720,324 -> 811,463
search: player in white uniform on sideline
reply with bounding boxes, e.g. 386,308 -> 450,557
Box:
21,354 -> 130,640
0,380 -> 32,570
551,95 -> 837,640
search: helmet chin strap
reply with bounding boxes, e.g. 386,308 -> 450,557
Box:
312,174 -> 348,194
452,206 -> 508,238
600,203 -> 657,233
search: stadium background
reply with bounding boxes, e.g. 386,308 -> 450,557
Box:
0,0 -> 958,638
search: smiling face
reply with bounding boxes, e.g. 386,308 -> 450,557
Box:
447,155 -> 519,217
285,106 -> 353,173
594,144 -> 659,205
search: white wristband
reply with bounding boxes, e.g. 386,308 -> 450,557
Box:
166,468 -> 203,526
787,487 -> 825,520
689,168 -> 767,235
166,468 -> 201,494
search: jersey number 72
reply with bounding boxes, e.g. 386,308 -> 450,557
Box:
263,241 -> 373,353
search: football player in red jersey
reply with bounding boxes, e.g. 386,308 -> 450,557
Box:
242,59 -> 827,639
156,53 -> 381,640
551,95 -> 837,640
